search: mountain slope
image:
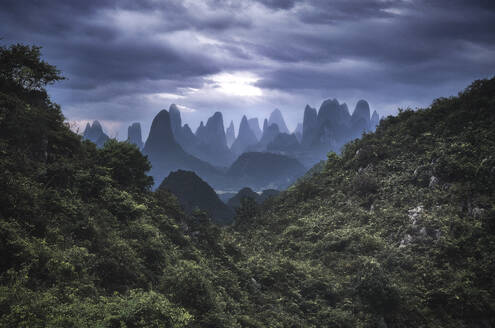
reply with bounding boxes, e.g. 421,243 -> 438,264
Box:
231,78 -> 495,327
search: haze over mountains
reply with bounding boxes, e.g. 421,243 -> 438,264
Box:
83,99 -> 380,193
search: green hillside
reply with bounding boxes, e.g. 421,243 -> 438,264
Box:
231,78 -> 495,326
1,44 -> 494,327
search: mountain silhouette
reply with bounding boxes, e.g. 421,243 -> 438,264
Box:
142,109 -> 220,188
127,122 -> 143,149
159,170 -> 234,224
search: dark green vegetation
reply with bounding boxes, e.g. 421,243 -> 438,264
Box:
159,170 -> 234,224
227,187 -> 280,209
1,44 -> 494,327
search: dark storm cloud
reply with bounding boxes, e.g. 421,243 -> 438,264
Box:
0,0 -> 250,88
1,0 -> 494,137
256,0 -> 299,10
253,0 -> 495,92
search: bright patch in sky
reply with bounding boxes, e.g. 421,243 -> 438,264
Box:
175,104 -> 196,113
152,92 -> 185,100
207,72 -> 263,97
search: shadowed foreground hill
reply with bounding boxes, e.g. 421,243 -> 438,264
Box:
159,170 -> 234,224
1,44 -> 494,327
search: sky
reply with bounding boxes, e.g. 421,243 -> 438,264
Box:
2,0 -> 494,140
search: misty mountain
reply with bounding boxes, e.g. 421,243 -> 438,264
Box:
159,170 -> 234,224
371,110 -> 380,129
83,120 -> 109,148
127,122 -> 143,149
231,115 -> 258,155
248,118 -> 262,140
293,123 -> 303,142
267,133 -> 301,154
302,105 -> 317,147
227,152 -> 306,190
350,99 -> 371,137
248,123 -> 280,152
226,120 -> 235,148
194,111 -> 234,167
268,108 -> 290,134
169,105 -> 234,167
142,109 -> 220,189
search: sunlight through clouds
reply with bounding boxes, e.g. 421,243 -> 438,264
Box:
206,71 -> 263,97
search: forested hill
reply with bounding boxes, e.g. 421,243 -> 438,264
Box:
233,77 -> 495,326
1,44 -> 494,327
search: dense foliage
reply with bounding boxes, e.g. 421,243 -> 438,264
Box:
1,44 -> 494,327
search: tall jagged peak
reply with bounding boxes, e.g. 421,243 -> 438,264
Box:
83,120 -> 109,148
202,111 -> 227,149
92,120 -> 103,130
169,104 -> 182,136
231,115 -> 258,154
143,109 -> 180,154
317,98 -> 351,125
195,121 -> 205,136
268,108 -> 289,134
352,100 -> 370,121
371,110 -> 379,120
302,104 -> 318,145
127,122 -> 143,149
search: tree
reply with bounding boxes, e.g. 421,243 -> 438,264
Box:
0,44 -> 64,92
99,139 -> 153,192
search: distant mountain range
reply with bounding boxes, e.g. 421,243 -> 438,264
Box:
82,120 -> 109,147
84,98 -> 380,190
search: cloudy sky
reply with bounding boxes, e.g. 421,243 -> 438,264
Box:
2,0 -> 494,139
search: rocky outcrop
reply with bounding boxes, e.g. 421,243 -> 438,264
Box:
231,115 -> 258,155
83,120 -> 110,148
127,122 -> 143,149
